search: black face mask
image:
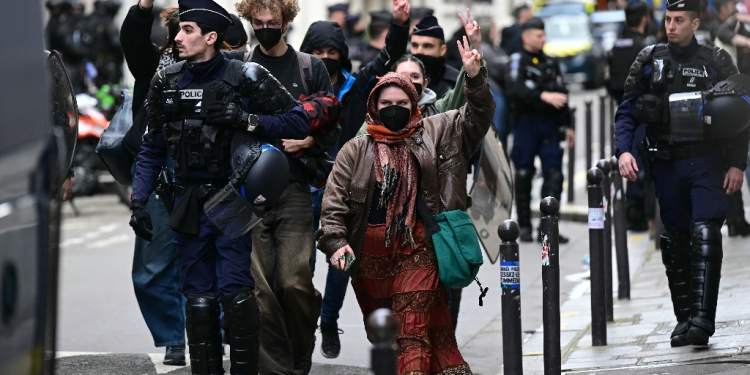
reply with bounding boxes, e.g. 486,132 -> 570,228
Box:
378,105 -> 412,132
254,28 -> 283,51
321,58 -> 341,78
413,54 -> 446,82
413,83 -> 423,98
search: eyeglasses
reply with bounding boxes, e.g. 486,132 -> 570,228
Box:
252,20 -> 281,29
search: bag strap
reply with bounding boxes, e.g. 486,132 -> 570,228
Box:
295,51 -> 313,95
416,193 -> 440,235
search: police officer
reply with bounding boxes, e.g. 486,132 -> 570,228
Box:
129,1 -> 311,373
615,0 -> 750,347
505,17 -> 574,243
609,2 -> 658,233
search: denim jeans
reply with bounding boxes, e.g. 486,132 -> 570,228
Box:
132,190 -> 186,347
491,89 -> 509,147
311,188 -> 325,277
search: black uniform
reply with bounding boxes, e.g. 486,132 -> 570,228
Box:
614,37 -> 749,347
505,47 -> 570,241
608,30 -> 652,103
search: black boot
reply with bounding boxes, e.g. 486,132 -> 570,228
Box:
660,230 -> 692,347
320,320 -> 341,358
726,192 -> 750,237
221,287 -> 260,375
688,221 -> 723,346
516,169 -> 534,242
186,294 -> 225,375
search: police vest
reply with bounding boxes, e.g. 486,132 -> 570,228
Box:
646,44 -> 717,141
160,60 -> 246,180
609,34 -> 646,94
509,51 -> 566,117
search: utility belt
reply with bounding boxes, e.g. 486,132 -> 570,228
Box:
155,166 -> 223,215
649,142 -> 719,161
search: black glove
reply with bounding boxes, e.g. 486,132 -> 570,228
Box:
129,199 -> 153,241
206,101 -> 249,127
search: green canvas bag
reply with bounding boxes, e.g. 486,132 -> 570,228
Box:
416,195 -> 489,305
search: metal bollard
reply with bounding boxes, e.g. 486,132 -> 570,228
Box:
610,156 -> 631,300
609,97 -> 616,156
596,159 -> 614,322
599,92 -> 606,161
567,104 -> 577,204
585,98 -> 593,173
587,168 -> 607,346
540,197 -> 561,375
367,308 -> 399,375
499,220 -> 523,375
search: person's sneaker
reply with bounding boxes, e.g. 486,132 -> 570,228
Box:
163,345 -> 186,366
728,221 -> 750,237
294,336 -> 314,375
519,227 -> 533,242
320,321 -> 342,359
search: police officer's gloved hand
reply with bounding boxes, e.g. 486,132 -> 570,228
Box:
206,101 -> 249,128
129,199 -> 153,241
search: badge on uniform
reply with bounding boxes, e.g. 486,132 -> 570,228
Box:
180,89 -> 204,114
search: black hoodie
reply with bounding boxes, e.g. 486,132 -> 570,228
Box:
299,19 -> 410,148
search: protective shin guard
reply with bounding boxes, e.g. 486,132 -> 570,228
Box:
541,167 -> 564,201
659,229 -> 692,347
221,287 -> 260,375
688,221 -> 723,345
186,294 -> 224,375
515,169 -> 534,229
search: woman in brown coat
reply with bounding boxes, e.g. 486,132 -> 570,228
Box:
315,37 -> 494,375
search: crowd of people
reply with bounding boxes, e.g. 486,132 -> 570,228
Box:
44,0 -> 750,374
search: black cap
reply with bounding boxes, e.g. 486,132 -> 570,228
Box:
521,17 -> 545,32
411,7 -> 434,22
225,14 -> 248,48
666,0 -> 701,12
369,10 -> 392,25
345,14 -> 361,27
328,3 -> 349,13
178,0 -> 234,34
412,15 -> 444,41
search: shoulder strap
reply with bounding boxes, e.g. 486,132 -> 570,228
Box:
295,51 -> 313,95
416,194 -> 440,235
652,44 -> 669,59
697,45 -> 714,66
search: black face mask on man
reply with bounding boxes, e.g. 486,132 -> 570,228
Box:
254,28 -> 283,51
321,58 -> 341,77
413,54 -> 445,82
378,105 -> 412,132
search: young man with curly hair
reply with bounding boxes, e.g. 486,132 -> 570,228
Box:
230,1 -> 338,374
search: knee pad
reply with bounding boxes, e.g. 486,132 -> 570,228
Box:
186,294 -> 221,342
221,287 -> 260,337
692,221 -> 723,263
515,169 -> 534,196
542,167 -> 564,200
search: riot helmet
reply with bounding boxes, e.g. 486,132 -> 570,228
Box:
204,142 -> 289,239
701,74 -> 750,138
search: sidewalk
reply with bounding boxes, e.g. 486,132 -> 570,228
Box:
520,228 -> 750,374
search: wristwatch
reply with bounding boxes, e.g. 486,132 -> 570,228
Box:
246,113 -> 259,132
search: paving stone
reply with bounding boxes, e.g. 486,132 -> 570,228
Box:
568,345 -> 642,359
561,359 -> 638,370
576,334 -> 640,347
639,348 -> 741,363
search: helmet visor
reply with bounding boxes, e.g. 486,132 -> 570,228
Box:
204,183 -> 264,239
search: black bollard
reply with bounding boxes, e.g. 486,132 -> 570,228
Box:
599,92 -> 606,160
367,308 -> 399,375
585,98 -> 593,173
609,97 -> 616,155
596,159 -> 614,322
567,104 -> 577,204
499,220 -> 523,375
610,156 -> 631,300
587,168 -> 607,346
540,197 -> 561,375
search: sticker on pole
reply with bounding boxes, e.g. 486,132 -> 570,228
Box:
589,207 -> 604,229
501,261 -> 520,289
541,238 -> 550,266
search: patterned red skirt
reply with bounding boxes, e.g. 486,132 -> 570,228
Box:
352,222 -> 472,375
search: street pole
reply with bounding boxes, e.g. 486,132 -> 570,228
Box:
610,156 -> 630,300
540,197 -> 561,375
585,98 -> 593,171
599,92 -> 606,161
367,309 -> 398,375
567,104 -> 577,204
587,168 -> 607,346
596,159 -> 614,322
499,220 -> 522,375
